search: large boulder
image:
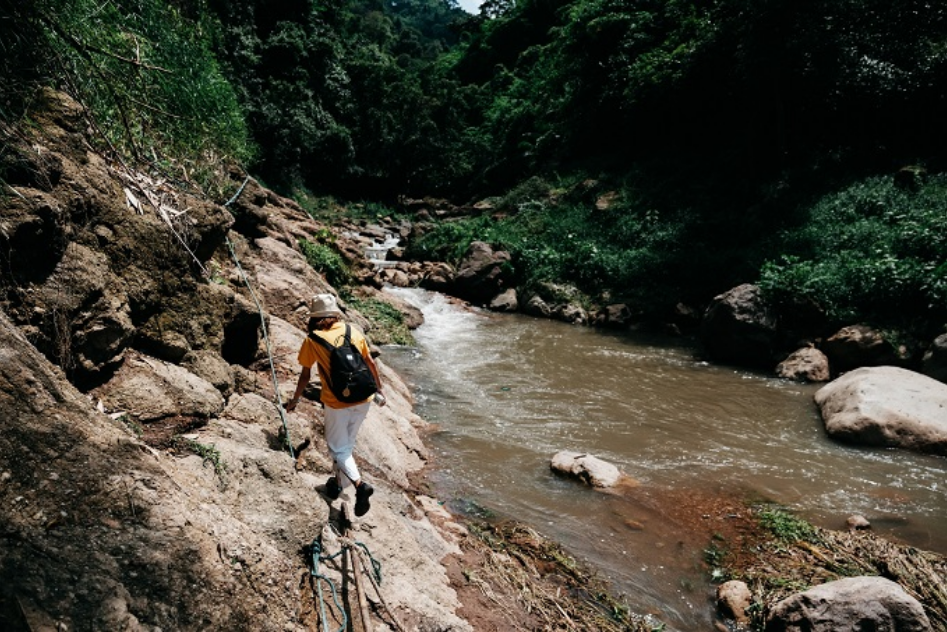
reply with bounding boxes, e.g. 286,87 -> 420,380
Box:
765,576 -> 931,632
814,366 -> 947,455
700,284 -> 780,368
452,241 -> 511,305
822,324 -> 902,374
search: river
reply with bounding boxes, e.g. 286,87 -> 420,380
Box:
380,287 -> 947,631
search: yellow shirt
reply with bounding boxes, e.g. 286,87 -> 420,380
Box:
298,321 -> 373,409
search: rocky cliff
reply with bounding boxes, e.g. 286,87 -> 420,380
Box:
0,89 -> 471,631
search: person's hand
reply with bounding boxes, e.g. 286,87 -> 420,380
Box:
373,392 -> 387,407
285,397 -> 299,412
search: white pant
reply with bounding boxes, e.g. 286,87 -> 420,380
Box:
323,401 -> 371,488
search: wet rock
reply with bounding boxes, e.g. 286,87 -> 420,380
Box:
550,451 -> 622,488
776,347 -> 830,382
375,288 -> 424,329
717,580 -> 753,626
822,324 -> 902,374
378,267 -> 411,287
922,333 -> 947,384
555,303 -> 588,325
489,288 -> 518,312
452,241 -> 511,305
524,294 -> 552,318
765,576 -> 931,632
700,284 -> 779,368
418,261 -> 455,292
814,366 -> 947,455
598,303 -> 632,328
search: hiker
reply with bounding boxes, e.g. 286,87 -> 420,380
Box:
286,294 -> 386,517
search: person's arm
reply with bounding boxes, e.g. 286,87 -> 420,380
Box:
364,353 -> 386,407
285,366 -> 311,412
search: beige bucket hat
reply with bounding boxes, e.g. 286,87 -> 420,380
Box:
308,293 -> 342,318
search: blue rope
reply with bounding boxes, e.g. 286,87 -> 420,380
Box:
223,176 -> 294,459
310,537 -> 347,632
224,175 -> 252,207
354,541 -> 383,585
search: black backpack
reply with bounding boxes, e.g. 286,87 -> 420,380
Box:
310,324 -> 378,403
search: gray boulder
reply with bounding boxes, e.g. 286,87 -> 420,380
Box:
453,241 -> 511,305
776,347 -> 830,382
181,349 -> 236,396
765,576 -> 931,632
597,303 -> 635,328
700,284 -> 779,368
525,294 -> 552,318
814,366 -> 947,455
550,451 -> 622,488
822,324 -> 902,373
489,288 -> 518,312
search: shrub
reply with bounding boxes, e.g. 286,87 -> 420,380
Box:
299,238 -> 351,288
2,0 -> 251,193
343,294 -> 414,346
759,175 -> 947,330
757,506 -> 818,544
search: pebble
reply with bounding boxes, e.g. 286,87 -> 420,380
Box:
846,514 -> 871,531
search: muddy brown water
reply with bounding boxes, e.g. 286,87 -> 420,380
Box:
381,288 -> 947,631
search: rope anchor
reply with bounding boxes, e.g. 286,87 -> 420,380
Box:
308,504 -> 406,632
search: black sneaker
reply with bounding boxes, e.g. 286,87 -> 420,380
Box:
354,482 -> 374,517
323,476 -> 341,500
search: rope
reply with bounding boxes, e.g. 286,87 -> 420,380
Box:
354,541 -> 383,585
310,537 -> 347,632
223,176 -> 294,459
339,536 -> 407,632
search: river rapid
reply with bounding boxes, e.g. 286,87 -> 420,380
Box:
381,287 -> 947,631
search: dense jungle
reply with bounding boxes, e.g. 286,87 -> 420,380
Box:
4,0 -> 946,343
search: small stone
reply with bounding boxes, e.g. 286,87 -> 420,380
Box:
846,514 -> 871,531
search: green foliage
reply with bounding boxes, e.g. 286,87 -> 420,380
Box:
407,176 -> 688,310
176,436 -> 228,486
343,294 -> 414,345
207,0 -> 472,197
757,506 -> 819,544
1,0 -> 251,192
759,175 -> 947,329
299,237 -> 352,288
